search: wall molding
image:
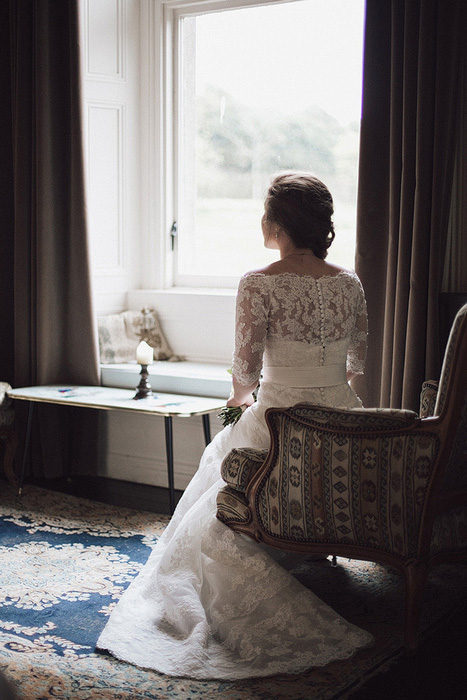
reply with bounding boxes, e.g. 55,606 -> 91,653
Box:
84,0 -> 126,82
87,100 -> 126,274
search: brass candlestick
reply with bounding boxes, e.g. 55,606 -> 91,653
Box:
134,364 -> 153,399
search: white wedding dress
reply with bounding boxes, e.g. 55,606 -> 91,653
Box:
97,271 -> 373,679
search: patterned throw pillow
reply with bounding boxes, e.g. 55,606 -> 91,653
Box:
98,308 -> 181,364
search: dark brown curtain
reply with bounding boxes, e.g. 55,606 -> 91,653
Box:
354,0 -> 466,411
1,0 -> 100,477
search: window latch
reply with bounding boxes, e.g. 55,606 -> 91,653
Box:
170,221 -> 178,251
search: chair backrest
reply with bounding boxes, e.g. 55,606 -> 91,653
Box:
434,303 -> 467,491
435,303 -> 467,416
254,404 -> 427,554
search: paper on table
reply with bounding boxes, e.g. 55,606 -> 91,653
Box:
58,388 -> 104,398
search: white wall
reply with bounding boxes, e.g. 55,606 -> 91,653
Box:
128,289 -> 236,364
81,0 -> 142,316
102,410 -> 224,491
80,0 -> 235,491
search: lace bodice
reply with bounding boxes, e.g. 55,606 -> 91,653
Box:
232,271 -> 367,387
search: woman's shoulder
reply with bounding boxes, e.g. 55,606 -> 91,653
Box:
242,262 -> 278,277
242,261 -> 360,280
319,264 -> 360,281
240,269 -> 269,283
237,270 -> 270,296
241,260 -> 299,279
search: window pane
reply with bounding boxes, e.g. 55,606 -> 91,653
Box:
177,0 -> 364,281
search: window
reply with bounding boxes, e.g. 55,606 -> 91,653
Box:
81,0 -> 365,356
168,0 -> 365,287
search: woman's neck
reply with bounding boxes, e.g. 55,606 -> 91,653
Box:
280,245 -> 316,261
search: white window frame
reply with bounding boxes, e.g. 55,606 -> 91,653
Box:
143,0 -> 299,291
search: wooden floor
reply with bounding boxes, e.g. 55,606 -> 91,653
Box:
351,610 -> 467,699
21,475 -> 467,699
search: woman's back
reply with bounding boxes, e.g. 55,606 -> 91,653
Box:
233,269 -> 367,386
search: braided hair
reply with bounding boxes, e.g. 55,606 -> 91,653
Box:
264,172 -> 335,259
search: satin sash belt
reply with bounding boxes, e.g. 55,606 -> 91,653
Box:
262,364 -> 347,388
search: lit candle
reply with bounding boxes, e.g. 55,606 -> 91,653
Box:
136,340 -> 154,365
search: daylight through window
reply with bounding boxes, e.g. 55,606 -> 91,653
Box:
174,0 -> 365,286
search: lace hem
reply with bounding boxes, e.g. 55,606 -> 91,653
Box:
97,508 -> 373,680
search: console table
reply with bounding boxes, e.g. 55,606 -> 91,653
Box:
7,385 -> 226,514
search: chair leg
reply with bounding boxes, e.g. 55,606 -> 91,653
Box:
0,427 -> 19,488
404,562 -> 429,653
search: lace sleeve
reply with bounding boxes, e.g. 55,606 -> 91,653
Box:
347,275 -> 368,375
232,274 -> 269,387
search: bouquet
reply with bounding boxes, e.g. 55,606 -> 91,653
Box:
218,370 -> 258,427
218,404 -> 248,427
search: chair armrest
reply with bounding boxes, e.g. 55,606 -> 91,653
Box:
221,447 -> 269,493
217,486 -> 252,526
419,380 -> 438,418
0,383 -> 14,428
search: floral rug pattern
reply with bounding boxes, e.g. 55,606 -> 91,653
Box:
0,482 -> 466,700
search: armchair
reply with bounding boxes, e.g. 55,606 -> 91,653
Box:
217,304 -> 467,651
0,382 -> 18,487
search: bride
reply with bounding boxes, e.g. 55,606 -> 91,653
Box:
97,172 -> 373,679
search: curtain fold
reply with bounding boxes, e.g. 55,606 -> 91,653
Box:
0,2 -> 15,384
443,41 -> 467,295
354,0 -> 466,411
11,0 -> 99,388
7,0 -> 100,477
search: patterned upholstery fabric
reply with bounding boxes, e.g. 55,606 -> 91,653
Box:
430,506 -> 467,555
217,486 -> 251,526
254,409 -> 438,558
217,406 -> 437,558
97,308 -> 180,363
419,381 -> 438,418
280,404 -> 419,430
220,447 -> 268,493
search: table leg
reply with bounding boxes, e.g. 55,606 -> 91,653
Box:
18,402 -> 34,496
66,406 -> 78,483
202,414 -> 211,446
164,416 -> 176,515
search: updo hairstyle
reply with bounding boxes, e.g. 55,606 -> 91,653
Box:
264,172 -> 335,259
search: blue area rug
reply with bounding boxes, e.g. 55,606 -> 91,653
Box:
1,482 -> 466,700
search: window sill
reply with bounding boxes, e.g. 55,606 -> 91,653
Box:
101,360 -> 231,399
